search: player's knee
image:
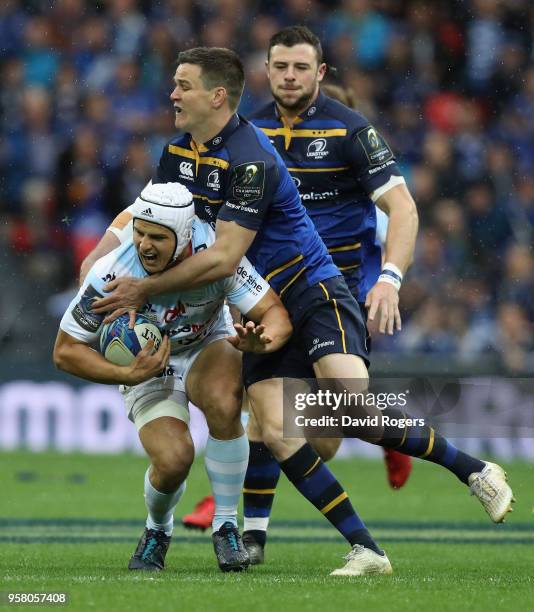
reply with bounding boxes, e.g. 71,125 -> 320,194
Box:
261,421 -> 296,460
201,386 -> 243,431
310,437 -> 342,462
246,410 -> 263,441
152,443 -> 193,486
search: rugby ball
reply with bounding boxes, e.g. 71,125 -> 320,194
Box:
99,313 -> 162,366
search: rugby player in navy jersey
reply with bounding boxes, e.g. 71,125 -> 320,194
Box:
238,26 -> 419,560
87,46 -> 514,576
183,71 -> 411,538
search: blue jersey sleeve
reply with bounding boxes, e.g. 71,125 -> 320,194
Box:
217,153 -> 280,231
344,123 -> 402,195
156,145 -> 176,184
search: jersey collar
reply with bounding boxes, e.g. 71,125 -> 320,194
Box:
273,90 -> 327,124
299,89 -> 327,120
197,113 -> 241,152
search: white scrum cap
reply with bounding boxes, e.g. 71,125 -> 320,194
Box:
132,182 -> 195,260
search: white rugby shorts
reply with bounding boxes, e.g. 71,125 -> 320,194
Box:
121,306 -> 234,430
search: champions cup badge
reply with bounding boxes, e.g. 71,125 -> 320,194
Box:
243,164 -> 257,185
367,128 -> 380,149
357,126 -> 394,166
232,161 -> 265,201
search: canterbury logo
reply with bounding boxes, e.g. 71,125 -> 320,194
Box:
180,161 -> 194,177
141,207 -> 153,217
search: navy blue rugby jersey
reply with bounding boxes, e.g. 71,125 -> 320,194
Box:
249,91 -> 404,301
155,113 -> 339,295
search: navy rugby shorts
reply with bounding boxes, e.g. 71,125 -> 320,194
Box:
243,274 -> 370,388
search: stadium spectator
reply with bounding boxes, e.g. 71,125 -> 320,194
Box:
0,0 -> 531,372
465,0 -> 504,95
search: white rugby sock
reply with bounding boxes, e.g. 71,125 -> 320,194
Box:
205,433 -> 249,532
243,516 -> 270,532
144,468 -> 186,536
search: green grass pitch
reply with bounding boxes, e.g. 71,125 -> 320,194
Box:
1,451 -> 533,611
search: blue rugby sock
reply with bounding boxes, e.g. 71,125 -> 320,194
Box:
280,443 -> 382,554
243,442 -> 281,545
378,409 -> 485,484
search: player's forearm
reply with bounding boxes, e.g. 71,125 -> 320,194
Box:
142,245 -> 237,296
53,341 -> 132,385
257,304 -> 293,352
382,200 -> 418,275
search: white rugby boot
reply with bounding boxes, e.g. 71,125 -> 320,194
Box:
468,462 -> 515,523
330,545 -> 393,577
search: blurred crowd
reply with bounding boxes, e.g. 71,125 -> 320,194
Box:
1,0 -> 533,371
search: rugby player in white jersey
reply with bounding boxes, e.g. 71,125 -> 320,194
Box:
53,182 -> 292,573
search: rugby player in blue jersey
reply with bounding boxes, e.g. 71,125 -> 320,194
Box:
239,26 -> 419,560
88,46 -> 514,576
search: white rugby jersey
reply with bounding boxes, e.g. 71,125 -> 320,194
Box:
60,219 -> 269,353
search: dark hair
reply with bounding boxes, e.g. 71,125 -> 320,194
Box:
177,47 -> 245,111
268,25 -> 323,64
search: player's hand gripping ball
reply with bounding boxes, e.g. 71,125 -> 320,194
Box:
100,313 -> 162,366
